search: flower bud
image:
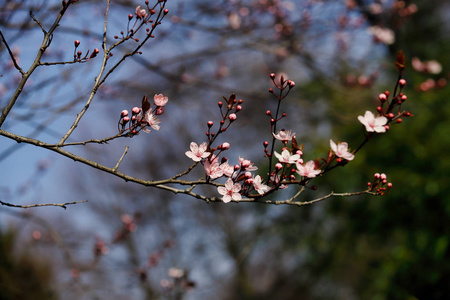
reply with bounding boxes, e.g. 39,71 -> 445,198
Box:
74,40 -> 80,47
234,165 -> 240,171
128,14 -> 133,20
269,88 -> 274,94
263,141 -> 269,148
396,118 -> 402,123
121,110 -> 129,117
275,163 -> 283,171
229,113 -> 237,121
164,9 -> 169,14
377,106 -> 383,114
270,73 -> 276,79
221,142 -> 230,150
132,107 -> 141,114
387,113 -> 395,119
236,105 -> 242,112
399,79 -> 406,86
155,107 -> 164,115
374,173 -> 380,179
380,173 -> 387,180
379,93 -> 387,102
244,172 -> 252,179
218,101 -> 223,108
207,121 -> 213,127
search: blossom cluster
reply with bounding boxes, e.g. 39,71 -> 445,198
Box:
181,70 -> 411,203
118,94 -> 168,136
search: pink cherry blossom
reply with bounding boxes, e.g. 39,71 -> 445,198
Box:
141,108 -> 160,133
330,139 -> 355,161
253,175 -> 270,195
358,111 -> 388,133
204,160 -> 223,179
185,142 -> 210,162
274,148 -> 300,164
217,178 -> 242,203
154,94 -> 168,106
296,160 -> 321,178
272,129 -> 295,142
239,157 -> 258,171
220,162 -> 234,177
135,6 -> 147,19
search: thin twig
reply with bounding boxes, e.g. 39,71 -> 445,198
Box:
0,30 -> 24,74
0,200 -> 88,209
113,146 -> 129,171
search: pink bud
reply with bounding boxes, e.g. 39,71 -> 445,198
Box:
207,121 -> 214,127
387,183 -> 393,189
236,105 -> 242,112
275,163 -> 283,171
74,40 -> 80,47
296,150 -> 303,156
288,80 -> 295,88
121,110 -> 129,117
163,9 -> 169,15
384,125 -> 390,131
269,88 -> 274,94
266,110 -> 271,116
401,94 -> 407,101
132,107 -> 141,114
234,165 -> 240,171
396,118 -> 402,123
270,73 -> 276,79
123,116 -> 130,122
244,172 -> 252,179
377,106 -> 383,114
155,107 -> 164,115
229,113 -> 237,121
218,101 -> 223,108
374,173 -> 380,179
379,93 -> 387,102
387,113 -> 395,119
399,79 -> 406,86
263,141 -> 269,147
128,14 -> 133,20
380,173 -> 387,180
221,142 -> 230,150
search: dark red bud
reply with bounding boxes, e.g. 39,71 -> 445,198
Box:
263,141 -> 269,147
128,14 -> 133,20
269,88 -> 274,93
74,40 -> 80,47
396,118 -> 402,123
266,110 -> 271,116
270,73 -> 276,79
207,121 -> 213,127
281,113 -> 286,117
218,101 -> 223,108
164,9 -> 169,15
377,106 -> 383,113
387,113 -> 395,119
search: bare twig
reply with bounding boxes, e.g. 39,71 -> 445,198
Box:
0,30 -> 24,74
113,146 -> 129,171
0,200 -> 88,209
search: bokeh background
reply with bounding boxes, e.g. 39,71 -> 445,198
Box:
1,0 -> 449,299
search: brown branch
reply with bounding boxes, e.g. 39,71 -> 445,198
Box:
0,200 -> 88,209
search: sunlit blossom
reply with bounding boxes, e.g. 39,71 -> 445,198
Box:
358,111 -> 388,133
217,178 -> 242,203
185,142 -> 210,162
274,148 -> 300,164
330,139 -> 355,161
272,130 -> 295,142
296,160 -> 321,178
220,162 -> 235,177
140,108 -> 160,133
154,94 -> 168,106
135,6 -> 147,19
239,157 -> 258,171
253,175 -> 270,195
204,159 -> 223,179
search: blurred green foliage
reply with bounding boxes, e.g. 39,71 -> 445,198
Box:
0,228 -> 57,300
